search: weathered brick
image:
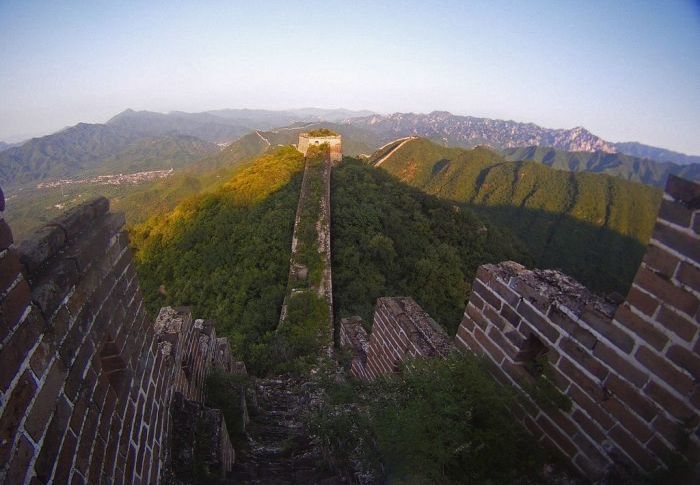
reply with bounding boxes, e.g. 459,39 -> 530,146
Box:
601,397 -> 653,442
466,303 -> 488,330
665,175 -> 700,205
642,245 -> 680,280
5,433 -> 36,485
666,345 -> 700,381
473,279 -> 502,311
634,265 -> 698,317
492,279 -> 520,307
644,380 -> 694,421
636,346 -> 694,396
581,308 -> 633,353
473,326 -> 505,363
560,338 -> 608,380
603,369 -> 653,415
469,292 -> 484,310
658,198 -> 693,228
614,304 -> 668,351
0,277 -> 32,343
31,259 -> 80,317
517,300 -> 559,343
18,224 -> 66,274
483,304 -> 508,331
0,370 -> 37,464
571,409 -> 606,442
25,358 -> 68,440
651,222 -> 700,268
608,424 -> 657,472
0,302 -> 41,392
675,261 -> 700,293
87,437 -> 106,484
53,429 -> 79,484
34,396 -> 71,482
0,247 -> 22,294
626,286 -> 659,317
558,356 -> 605,402
75,406 -> 100,473
64,340 -> 96,402
500,303 -> 520,327
536,414 -> 578,457
656,305 -> 697,342
653,413 -> 687,448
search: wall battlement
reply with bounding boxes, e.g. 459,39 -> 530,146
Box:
341,297 -> 453,381
0,195 -> 237,484
297,132 -> 342,163
341,175 -> 700,480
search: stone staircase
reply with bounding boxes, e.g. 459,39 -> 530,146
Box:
225,376 -> 345,484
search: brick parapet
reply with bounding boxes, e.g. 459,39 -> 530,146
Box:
454,174 -> 699,480
0,196 -> 238,484
346,297 -> 454,381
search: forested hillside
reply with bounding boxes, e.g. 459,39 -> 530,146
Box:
372,138 -> 662,294
503,145 -> 700,188
332,161 -> 530,331
131,146 -> 307,375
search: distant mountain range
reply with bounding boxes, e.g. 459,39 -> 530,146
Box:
502,146 -> 700,188
346,111 -> 618,153
1,108 -> 698,192
342,111 -> 700,188
0,108 -> 374,190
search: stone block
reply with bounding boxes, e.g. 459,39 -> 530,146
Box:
0,370 -> 37,464
636,346 -> 694,396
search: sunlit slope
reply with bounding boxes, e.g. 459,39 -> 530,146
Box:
373,138 -> 663,294
131,146 -> 307,375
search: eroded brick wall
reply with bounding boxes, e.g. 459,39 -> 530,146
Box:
455,175 -> 700,479
341,297 -> 453,380
0,196 -> 236,484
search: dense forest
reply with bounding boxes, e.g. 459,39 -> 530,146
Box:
129,147 -> 531,377
331,160 -> 530,332
373,138 -> 662,295
131,146 -> 307,375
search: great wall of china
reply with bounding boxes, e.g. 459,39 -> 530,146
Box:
0,131 -> 698,483
341,174 -> 700,480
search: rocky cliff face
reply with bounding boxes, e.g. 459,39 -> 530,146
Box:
347,111 -> 617,153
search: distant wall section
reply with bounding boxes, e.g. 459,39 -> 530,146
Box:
298,133 -> 342,163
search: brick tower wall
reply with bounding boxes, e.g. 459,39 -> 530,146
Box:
454,175 -> 699,479
0,195 -> 236,484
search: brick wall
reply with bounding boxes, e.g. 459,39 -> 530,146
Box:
341,297 -> 453,381
0,196 -> 237,484
455,175 -> 700,479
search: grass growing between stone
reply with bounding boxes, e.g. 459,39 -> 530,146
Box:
311,355 -> 552,484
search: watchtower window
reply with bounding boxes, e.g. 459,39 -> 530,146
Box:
516,334 -> 548,377
100,338 -> 129,391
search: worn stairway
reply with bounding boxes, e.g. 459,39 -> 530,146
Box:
226,376 -> 344,484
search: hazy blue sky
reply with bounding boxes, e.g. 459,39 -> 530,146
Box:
1,0 -> 699,153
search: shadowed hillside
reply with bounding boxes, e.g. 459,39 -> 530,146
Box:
371,138 -> 662,295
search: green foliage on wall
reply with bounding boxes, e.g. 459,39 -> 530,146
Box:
312,355 -> 551,483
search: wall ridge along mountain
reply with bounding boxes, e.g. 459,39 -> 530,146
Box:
277,133 -> 341,357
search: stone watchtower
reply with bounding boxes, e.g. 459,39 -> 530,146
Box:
297,129 -> 342,163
